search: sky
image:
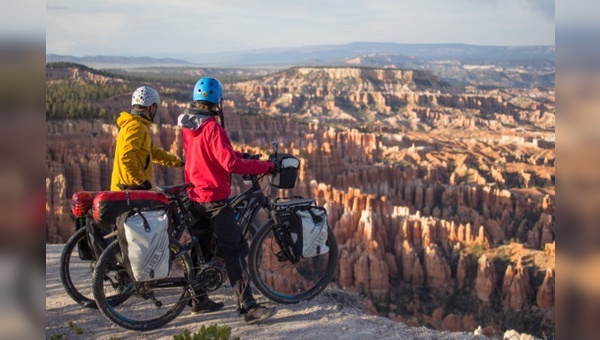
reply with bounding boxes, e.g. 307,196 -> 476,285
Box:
44,0 -> 557,57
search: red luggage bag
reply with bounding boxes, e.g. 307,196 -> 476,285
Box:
71,191 -> 98,217
92,190 -> 170,226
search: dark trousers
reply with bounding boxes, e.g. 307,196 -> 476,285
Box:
189,200 -> 256,312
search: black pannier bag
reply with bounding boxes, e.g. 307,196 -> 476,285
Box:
84,216 -> 116,260
74,216 -> 94,261
116,207 -> 172,282
274,198 -> 330,258
270,153 -> 300,189
92,190 -> 170,226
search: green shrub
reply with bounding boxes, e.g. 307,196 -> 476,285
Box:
173,324 -> 239,340
48,321 -> 85,339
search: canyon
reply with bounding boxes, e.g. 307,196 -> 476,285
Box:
46,64 -> 554,337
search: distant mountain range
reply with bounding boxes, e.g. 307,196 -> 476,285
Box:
48,42 -> 554,67
47,42 -> 554,88
45,54 -> 192,67
157,42 -> 554,66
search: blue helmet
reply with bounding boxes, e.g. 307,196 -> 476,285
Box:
193,77 -> 223,104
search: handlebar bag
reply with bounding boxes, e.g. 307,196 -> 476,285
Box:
92,190 -> 170,225
116,207 -> 172,282
270,154 -> 300,189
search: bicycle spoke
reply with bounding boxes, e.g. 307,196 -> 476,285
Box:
249,222 -> 338,303
93,240 -> 191,331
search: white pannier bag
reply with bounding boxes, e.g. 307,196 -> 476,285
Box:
116,208 -> 171,282
289,206 -> 330,258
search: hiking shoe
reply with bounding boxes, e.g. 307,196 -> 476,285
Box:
191,298 -> 224,315
243,304 -> 276,324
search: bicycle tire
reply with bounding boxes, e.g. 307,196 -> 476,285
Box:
59,228 -> 99,308
248,221 -> 338,304
92,240 -> 192,331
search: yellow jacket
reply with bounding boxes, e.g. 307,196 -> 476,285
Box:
110,112 -> 182,191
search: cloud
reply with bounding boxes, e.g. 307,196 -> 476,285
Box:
519,0 -> 554,21
469,0 -> 554,22
45,0 -> 554,55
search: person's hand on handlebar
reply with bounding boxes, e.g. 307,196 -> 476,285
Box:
269,161 -> 279,174
267,153 -> 279,174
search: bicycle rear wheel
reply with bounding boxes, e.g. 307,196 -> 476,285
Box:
92,240 -> 192,331
248,221 -> 338,304
59,228 -> 98,308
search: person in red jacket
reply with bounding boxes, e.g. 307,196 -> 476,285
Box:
178,77 -> 277,324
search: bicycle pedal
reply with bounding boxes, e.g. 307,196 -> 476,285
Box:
81,300 -> 95,308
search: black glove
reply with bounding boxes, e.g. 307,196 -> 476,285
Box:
243,153 -> 262,160
270,161 -> 279,174
141,180 -> 152,190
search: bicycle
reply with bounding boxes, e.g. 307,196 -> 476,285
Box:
60,187 -> 184,309
58,182 -> 254,310
91,143 -> 338,331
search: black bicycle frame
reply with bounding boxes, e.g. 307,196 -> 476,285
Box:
229,177 -> 275,238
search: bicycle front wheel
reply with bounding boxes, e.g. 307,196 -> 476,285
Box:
92,240 -> 192,331
248,221 -> 338,304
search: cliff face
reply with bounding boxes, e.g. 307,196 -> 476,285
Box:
226,67 -> 554,133
45,116 -> 554,334
46,65 -> 554,337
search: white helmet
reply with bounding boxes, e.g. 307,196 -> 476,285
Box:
131,86 -> 160,107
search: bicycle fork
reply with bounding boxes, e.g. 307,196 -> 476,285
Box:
267,208 -> 301,264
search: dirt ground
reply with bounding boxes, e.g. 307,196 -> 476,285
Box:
46,244 -> 488,340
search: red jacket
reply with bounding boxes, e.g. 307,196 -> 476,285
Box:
179,110 -> 273,202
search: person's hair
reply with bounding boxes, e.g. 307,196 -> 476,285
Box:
193,100 -> 220,112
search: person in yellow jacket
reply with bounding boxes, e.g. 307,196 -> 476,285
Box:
110,86 -> 183,191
